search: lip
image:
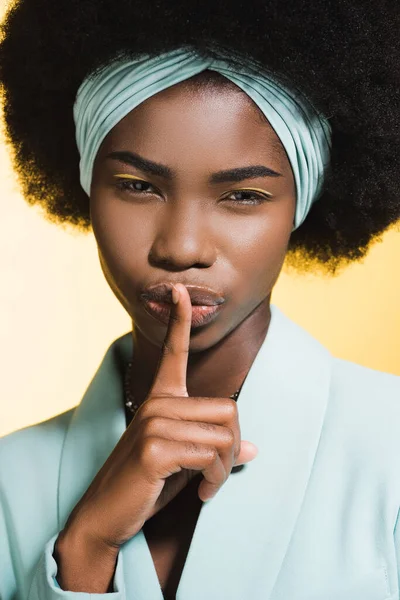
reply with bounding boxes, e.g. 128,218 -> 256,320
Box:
142,299 -> 222,328
140,282 -> 225,306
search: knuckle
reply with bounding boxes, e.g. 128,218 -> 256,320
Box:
161,339 -> 189,357
204,446 -> 219,464
161,340 -> 174,356
220,427 -> 235,448
168,312 -> 180,326
184,441 -> 202,455
197,422 -> 216,433
140,436 -> 164,465
224,398 -> 238,417
233,443 -> 241,460
184,441 -> 217,464
138,402 -> 153,420
142,416 -> 162,436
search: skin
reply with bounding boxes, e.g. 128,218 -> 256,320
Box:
56,284 -> 257,594
54,74 -> 297,597
90,74 -> 296,412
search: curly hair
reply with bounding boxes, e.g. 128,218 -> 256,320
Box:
0,0 -> 399,272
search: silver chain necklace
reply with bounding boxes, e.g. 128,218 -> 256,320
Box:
124,361 -> 242,417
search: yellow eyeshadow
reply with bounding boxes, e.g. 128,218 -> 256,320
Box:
221,187 -> 273,197
114,173 -> 144,181
113,176 -> 272,198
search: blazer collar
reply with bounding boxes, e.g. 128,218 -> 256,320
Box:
58,305 -> 332,600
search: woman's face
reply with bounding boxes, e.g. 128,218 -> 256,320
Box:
91,77 -> 296,351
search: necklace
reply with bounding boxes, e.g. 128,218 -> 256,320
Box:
124,361 -> 243,417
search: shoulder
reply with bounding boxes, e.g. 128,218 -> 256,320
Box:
276,303 -> 400,480
327,358 -> 400,478
329,357 -> 400,436
0,408 -> 75,489
331,357 -> 400,411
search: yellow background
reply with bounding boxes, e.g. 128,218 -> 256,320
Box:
0,2 -> 399,438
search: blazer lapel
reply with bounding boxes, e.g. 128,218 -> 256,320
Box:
176,305 -> 332,600
57,338 -> 128,531
57,334 -> 166,598
57,305 -> 332,600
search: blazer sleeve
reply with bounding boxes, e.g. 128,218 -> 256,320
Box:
394,508 -> 400,592
0,519 -> 126,600
26,534 -> 126,600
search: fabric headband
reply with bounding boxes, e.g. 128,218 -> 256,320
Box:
73,47 -> 332,229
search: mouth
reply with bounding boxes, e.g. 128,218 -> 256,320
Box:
142,299 -> 223,328
141,282 -> 225,306
140,282 -> 225,328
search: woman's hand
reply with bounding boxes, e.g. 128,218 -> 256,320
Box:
59,282 -> 258,557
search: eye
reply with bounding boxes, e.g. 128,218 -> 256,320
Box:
114,177 -> 160,196
221,189 -> 272,205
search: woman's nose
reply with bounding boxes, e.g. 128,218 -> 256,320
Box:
148,201 -> 216,269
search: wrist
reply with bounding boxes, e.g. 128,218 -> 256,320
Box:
54,525 -> 119,593
57,522 -> 120,556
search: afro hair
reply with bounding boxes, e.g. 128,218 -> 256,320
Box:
0,0 -> 399,271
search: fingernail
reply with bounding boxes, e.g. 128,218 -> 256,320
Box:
171,285 -> 180,304
250,443 -> 259,456
202,492 -> 216,502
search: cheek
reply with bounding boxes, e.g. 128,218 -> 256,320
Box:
90,197 -> 150,292
229,214 -> 292,292
91,197 -> 129,256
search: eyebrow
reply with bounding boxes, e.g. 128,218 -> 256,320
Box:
106,150 -> 282,184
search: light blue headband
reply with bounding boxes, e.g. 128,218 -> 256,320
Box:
74,48 -> 332,229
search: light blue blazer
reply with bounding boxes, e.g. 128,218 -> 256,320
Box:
1,306 -> 400,600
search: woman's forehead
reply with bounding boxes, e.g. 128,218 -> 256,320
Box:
99,83 -> 288,169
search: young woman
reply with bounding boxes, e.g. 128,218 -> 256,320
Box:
1,1 -> 400,599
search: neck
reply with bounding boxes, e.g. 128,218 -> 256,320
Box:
128,297 -> 272,406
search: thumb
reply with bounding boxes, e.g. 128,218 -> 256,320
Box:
235,440 -> 259,466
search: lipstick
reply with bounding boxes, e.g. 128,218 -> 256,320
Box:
142,299 -> 222,328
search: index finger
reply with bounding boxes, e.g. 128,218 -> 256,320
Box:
149,283 -> 192,398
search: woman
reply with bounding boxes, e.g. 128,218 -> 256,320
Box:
1,0 -> 400,599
